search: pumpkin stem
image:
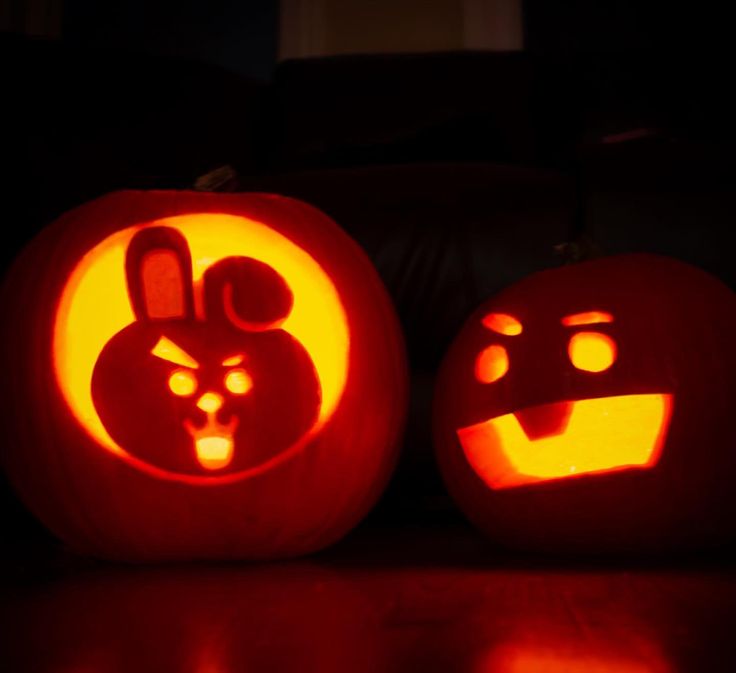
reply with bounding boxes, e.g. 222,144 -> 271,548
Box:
556,150 -> 606,264
193,165 -> 240,192
554,235 -> 606,265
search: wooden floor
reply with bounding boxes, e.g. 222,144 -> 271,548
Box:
2,525 -> 735,673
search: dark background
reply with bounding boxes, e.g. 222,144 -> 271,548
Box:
1,0 -> 734,549
63,0 -> 278,79
3,3 -> 736,672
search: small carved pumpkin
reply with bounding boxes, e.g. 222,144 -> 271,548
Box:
434,254 -> 736,553
0,191 -> 407,560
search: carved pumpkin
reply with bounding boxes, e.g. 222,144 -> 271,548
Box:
90,226 -> 321,477
434,254 -> 736,553
0,191 -> 407,560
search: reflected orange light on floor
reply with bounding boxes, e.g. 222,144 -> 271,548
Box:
53,214 -> 349,472
458,394 -> 673,489
479,644 -> 672,673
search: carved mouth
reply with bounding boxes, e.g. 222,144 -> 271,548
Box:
457,394 -> 674,489
184,415 -> 239,470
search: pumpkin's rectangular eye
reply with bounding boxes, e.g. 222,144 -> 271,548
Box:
561,311 -> 613,327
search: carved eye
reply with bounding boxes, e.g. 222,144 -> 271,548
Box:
224,368 -> 253,395
568,332 -> 617,372
475,345 -> 509,383
482,313 -> 522,336
168,369 -> 197,396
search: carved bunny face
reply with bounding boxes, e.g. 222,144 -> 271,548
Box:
91,227 -> 321,477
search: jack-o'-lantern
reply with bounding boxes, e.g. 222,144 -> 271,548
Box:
0,191 -> 407,561
90,226 -> 321,477
434,254 -> 736,553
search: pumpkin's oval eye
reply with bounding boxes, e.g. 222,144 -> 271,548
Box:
482,313 -> 522,336
568,332 -> 617,372
475,345 -> 509,383
224,368 -> 253,395
168,369 -> 197,396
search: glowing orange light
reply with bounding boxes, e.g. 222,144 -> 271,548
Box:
561,310 -> 614,326
568,332 -> 617,372
475,345 -> 509,383
169,369 -> 197,397
222,354 -> 244,366
482,313 -> 523,335
224,369 -> 252,395
194,436 -> 233,471
479,643 -> 672,673
141,250 -> 187,319
458,394 -> 673,489
184,400 -> 238,471
152,336 -> 200,368
53,213 -> 350,484
197,392 -> 224,413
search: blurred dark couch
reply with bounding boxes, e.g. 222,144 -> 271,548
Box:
3,33 -> 734,532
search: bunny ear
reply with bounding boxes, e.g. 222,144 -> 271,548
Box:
203,257 -> 293,330
125,227 -> 195,321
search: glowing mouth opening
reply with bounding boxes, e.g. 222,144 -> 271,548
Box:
185,415 -> 238,471
457,394 -> 673,489
194,435 -> 234,470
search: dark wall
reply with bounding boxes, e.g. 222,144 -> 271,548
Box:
63,0 -> 278,79
524,0 -> 727,50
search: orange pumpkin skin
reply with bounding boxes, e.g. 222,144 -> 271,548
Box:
0,191 -> 407,561
434,254 -> 736,554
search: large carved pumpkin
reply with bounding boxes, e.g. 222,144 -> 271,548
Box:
0,191 -> 407,560
434,254 -> 736,553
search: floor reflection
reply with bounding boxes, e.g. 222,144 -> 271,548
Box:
479,645 -> 670,673
462,574 -> 673,673
473,615 -> 672,673
343,568 -> 685,673
3,555 -> 733,673
1,563 -> 384,673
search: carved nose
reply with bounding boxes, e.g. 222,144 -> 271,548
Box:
197,392 -> 224,413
